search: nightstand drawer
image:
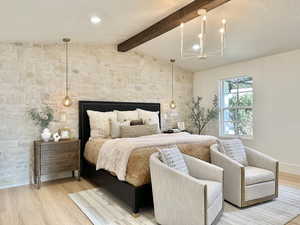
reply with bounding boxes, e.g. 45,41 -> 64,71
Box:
41,160 -> 78,175
41,141 -> 79,153
41,151 -> 78,161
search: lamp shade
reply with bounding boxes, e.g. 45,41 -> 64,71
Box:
62,95 -> 72,107
169,100 -> 176,109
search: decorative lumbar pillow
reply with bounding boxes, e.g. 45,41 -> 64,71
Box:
87,110 -> 117,138
110,120 -> 130,138
217,139 -> 248,166
130,119 -> 144,126
115,110 -> 139,122
137,109 -> 160,125
158,145 -> 189,174
120,124 -> 159,138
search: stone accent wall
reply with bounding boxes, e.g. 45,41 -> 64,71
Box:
0,43 -> 193,188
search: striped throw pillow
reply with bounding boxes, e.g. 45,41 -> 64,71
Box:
218,139 -> 248,166
158,145 -> 189,174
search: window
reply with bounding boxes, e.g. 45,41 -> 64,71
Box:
219,76 -> 253,137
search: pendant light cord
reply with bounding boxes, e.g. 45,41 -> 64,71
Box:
65,41 -> 69,96
171,59 -> 175,100
171,62 -> 174,100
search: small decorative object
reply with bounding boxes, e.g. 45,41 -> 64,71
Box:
41,128 -> 52,142
190,95 -> 218,134
59,128 -> 71,140
177,122 -> 185,131
28,106 -> 54,141
62,38 -> 73,107
53,132 -> 61,142
169,59 -> 176,109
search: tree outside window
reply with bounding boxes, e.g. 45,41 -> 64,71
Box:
220,76 -> 253,137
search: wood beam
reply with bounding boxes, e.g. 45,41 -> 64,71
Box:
117,0 -> 230,52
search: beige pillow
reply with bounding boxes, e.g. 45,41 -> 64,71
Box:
115,110 -> 139,122
110,120 -> 130,138
87,110 -> 117,138
137,108 -> 160,125
120,124 -> 159,138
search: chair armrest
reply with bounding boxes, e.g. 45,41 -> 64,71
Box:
150,154 -> 207,217
245,147 -> 279,175
183,154 -> 223,183
210,144 -> 244,206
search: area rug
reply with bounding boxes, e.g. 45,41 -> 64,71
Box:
69,186 -> 300,225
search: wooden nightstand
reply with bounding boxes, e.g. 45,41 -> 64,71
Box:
34,139 -> 80,189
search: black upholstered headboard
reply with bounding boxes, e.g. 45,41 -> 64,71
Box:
78,101 -> 161,173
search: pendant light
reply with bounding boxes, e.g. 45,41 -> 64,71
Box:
169,59 -> 176,109
180,9 -> 227,60
62,38 -> 72,107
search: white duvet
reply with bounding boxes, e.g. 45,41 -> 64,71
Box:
96,132 -> 217,180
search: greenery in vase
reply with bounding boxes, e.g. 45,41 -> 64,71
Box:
190,95 -> 218,135
28,106 -> 54,131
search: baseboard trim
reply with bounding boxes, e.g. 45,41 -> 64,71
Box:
0,181 -> 30,190
0,172 -> 73,190
280,162 -> 300,176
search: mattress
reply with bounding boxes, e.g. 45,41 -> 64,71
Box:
84,136 -> 215,187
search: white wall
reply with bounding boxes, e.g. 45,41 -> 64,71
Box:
194,49 -> 300,175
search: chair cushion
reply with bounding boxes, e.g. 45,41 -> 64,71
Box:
245,181 -> 276,201
198,180 -> 222,207
217,139 -> 248,166
158,145 -> 189,174
245,166 -> 275,186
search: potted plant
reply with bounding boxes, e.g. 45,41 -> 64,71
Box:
28,106 -> 54,142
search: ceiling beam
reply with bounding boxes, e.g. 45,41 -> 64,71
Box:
117,0 -> 230,52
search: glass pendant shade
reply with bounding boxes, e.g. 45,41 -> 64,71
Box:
169,100 -> 176,109
63,95 -> 72,107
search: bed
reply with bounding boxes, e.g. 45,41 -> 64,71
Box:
79,101 -> 215,213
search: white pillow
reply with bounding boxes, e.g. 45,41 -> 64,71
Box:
158,145 -> 189,174
115,110 -> 139,122
137,109 -> 160,126
217,139 -> 248,166
87,110 -> 117,138
110,120 -> 130,138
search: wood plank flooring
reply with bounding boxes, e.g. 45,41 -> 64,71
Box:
0,173 -> 299,225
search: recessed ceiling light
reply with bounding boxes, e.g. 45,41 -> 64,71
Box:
90,16 -> 101,24
192,44 -> 200,51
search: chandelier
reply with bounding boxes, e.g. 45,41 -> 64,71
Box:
180,9 -> 227,60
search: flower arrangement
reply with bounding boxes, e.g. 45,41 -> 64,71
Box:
28,106 -> 54,130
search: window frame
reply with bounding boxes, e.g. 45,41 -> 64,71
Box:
218,76 -> 254,139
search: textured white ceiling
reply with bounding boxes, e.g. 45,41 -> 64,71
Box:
136,0 -> 300,71
0,0 -> 191,44
2,0 -> 300,72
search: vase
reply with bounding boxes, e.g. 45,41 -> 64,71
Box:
41,128 -> 51,142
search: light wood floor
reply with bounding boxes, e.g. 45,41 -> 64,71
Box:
0,173 -> 299,225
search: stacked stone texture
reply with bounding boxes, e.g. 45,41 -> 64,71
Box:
0,43 -> 193,188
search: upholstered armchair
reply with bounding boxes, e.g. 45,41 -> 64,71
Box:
150,153 -> 224,225
210,144 -> 279,208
